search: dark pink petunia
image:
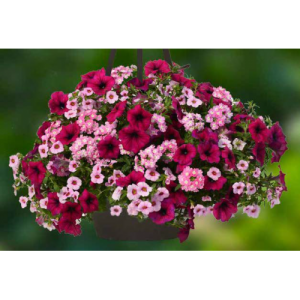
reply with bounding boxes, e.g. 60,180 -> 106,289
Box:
37,121 -> 51,139
172,96 -> 184,120
27,161 -> 46,185
127,78 -> 153,92
50,155 -> 70,177
204,176 -> 227,191
58,217 -> 82,236
192,127 -> 218,144
225,186 -> 241,205
198,142 -> 220,164
61,202 -> 82,221
97,135 -> 120,159
221,147 -> 236,169
149,198 -> 175,225
48,91 -> 69,115
166,182 -> 187,205
171,74 -> 195,88
56,123 -> 80,145
47,192 -> 63,216
248,118 -> 269,143
144,59 -> 171,76
165,125 -> 184,145
195,82 -> 214,103
116,170 -> 145,187
106,101 -> 127,123
78,190 -> 99,213
127,104 -> 152,130
213,199 -> 237,222
213,97 -> 232,108
81,70 -> 101,82
34,184 -> 44,200
252,142 -> 266,166
268,122 -> 288,163
119,126 -> 150,154
178,226 -> 190,243
86,68 -> 115,96
278,165 -> 287,191
173,144 -> 197,165
24,143 -> 40,161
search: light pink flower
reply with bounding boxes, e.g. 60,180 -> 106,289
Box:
71,191 -> 79,202
69,161 -> 79,172
243,205 -> 260,218
137,182 -> 152,197
150,198 -> 161,212
40,197 -> 48,209
253,167 -> 261,178
110,205 -> 122,216
232,182 -> 245,195
38,145 -> 49,158
270,197 -> 280,208
28,185 -> 35,199
138,201 -> 153,215
30,202 -> 37,213
112,187 -> 123,201
9,155 -> 20,169
58,187 -> 73,203
50,141 -> 64,154
207,167 -> 221,181
91,172 -> 104,184
182,87 -> 193,98
67,99 -> 78,110
145,169 -> 160,181
193,204 -> 207,216
178,166 -> 205,192
153,187 -> 169,201
19,196 -> 28,208
237,160 -> 249,171
67,176 -> 82,191
246,183 -> 257,195
127,184 -> 140,200
64,110 -> 77,119
127,199 -> 141,216
202,196 -> 212,202
106,91 -> 119,104
187,96 -> 202,108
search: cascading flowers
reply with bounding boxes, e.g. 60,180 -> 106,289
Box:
9,60 -> 288,242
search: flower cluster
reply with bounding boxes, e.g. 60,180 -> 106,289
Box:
9,59 -> 288,242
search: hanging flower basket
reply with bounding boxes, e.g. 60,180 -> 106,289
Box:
9,50 -> 288,242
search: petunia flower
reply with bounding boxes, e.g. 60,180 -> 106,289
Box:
198,142 -> 220,164
268,122 -> 288,163
213,199 -> 237,222
127,105 -> 153,130
57,217 -> 82,236
248,118 -> 269,143
110,205 -> 122,216
195,82 -> 214,103
204,176 -> 227,191
78,190 -> 99,213
126,78 -> 153,92
119,125 -> 150,154
165,125 -> 184,145
61,202 -> 82,221
138,201 -> 153,215
37,121 -> 51,139
97,135 -> 120,159
19,196 -> 28,209
173,144 -> 196,165
232,182 -> 245,195
106,100 -> 127,123
67,176 -> 82,191
56,123 -> 80,145
221,147 -> 236,169
27,161 -> 46,185
171,74 -> 195,88
48,91 -> 69,115
149,198 -> 175,225
47,192 -> 64,216
172,96 -> 184,120
86,68 -> 115,96
144,59 -> 171,76
116,170 -> 146,187
243,205 -> 260,218
252,142 -> 266,166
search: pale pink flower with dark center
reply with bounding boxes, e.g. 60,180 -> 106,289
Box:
67,176 -> 82,191
253,167 -> 261,178
153,187 -> 170,201
232,182 -> 245,195
237,160 -> 249,171
243,205 -> 260,218
202,196 -> 212,202
110,205 -> 122,216
112,187 -> 123,201
91,172 -> 104,184
137,182 -> 152,197
138,201 -> 153,215
19,196 -> 28,208
9,155 -> 20,169
127,184 -> 140,200
39,145 -> 49,158
145,169 -> 160,181
246,183 -> 257,195
193,204 -> 207,216
150,198 -> 161,212
69,161 -> 79,172
40,197 -> 48,209
207,167 -> 221,181
50,141 -> 64,154
106,91 -> 119,104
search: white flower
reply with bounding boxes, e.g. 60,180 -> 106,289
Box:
138,201 -> 153,215
67,177 -> 82,191
137,182 -> 152,197
233,138 -> 246,151
112,187 -> 123,201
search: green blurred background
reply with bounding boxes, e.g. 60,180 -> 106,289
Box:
0,49 -> 299,250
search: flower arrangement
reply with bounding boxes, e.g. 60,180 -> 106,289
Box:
9,59 -> 288,242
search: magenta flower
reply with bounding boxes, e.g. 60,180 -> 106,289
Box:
171,74 -> 195,88
119,126 -> 150,154
172,96 -> 184,120
61,202 -> 82,221
178,225 -> 191,243
56,123 -> 80,145
166,182 -> 187,205
86,68 -> 115,96
278,165 -> 287,191
27,161 -> 46,185
221,147 -> 236,169
48,91 -> 68,115
213,199 -> 237,222
198,142 -> 220,164
173,144 -> 197,165
195,82 -> 214,103
252,142 -> 266,166
144,59 -> 170,76
97,135 -> 120,159
127,104 -> 152,130
57,217 -> 82,236
127,78 -> 153,92
248,118 -> 269,143
165,125 -> 184,145
106,101 -> 127,123
149,198 -> 175,225
47,192 -> 63,216
37,121 -> 51,139
116,170 -> 145,187
78,190 -> 99,213
268,122 -> 288,163
204,176 -> 227,191
192,127 -> 218,144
